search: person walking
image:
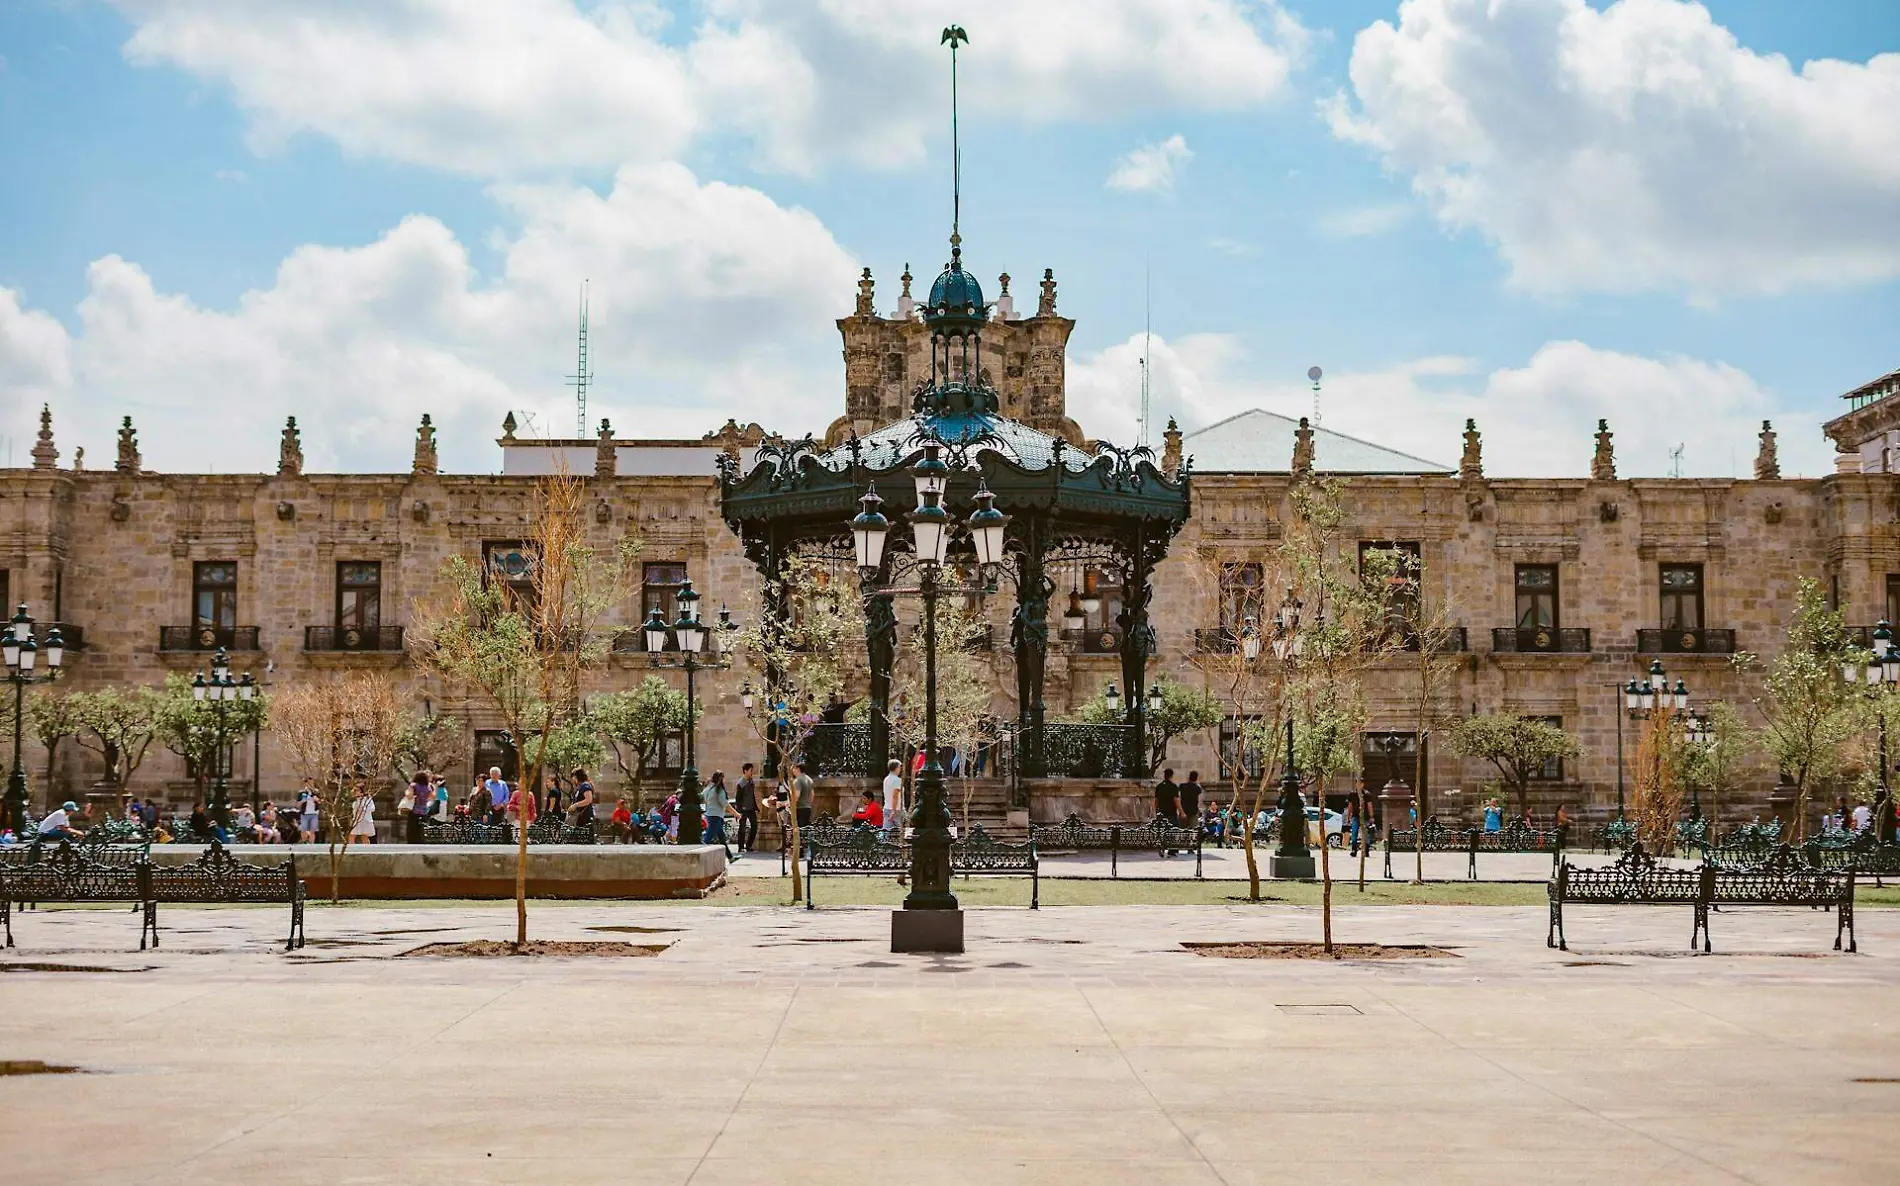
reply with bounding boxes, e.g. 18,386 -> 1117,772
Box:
349,789 -> 376,845
881,759 -> 905,839
297,779 -> 320,844
1154,768 -> 1181,825
734,763 -> 759,853
569,768 -> 596,836
790,763 -> 815,830
482,767 -> 510,826
1180,771 -> 1204,822
406,770 -> 432,843
702,771 -> 733,857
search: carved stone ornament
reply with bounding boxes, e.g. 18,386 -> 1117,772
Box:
412,499 -> 430,523
1599,501 -> 1620,523
1765,501 -> 1785,525
595,498 -> 612,524
276,500 -> 296,521
109,493 -> 131,522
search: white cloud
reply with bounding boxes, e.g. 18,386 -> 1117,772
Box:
1107,134 -> 1193,193
111,1 -> 1306,176
1067,332 -> 1829,478
0,163 -> 859,471
1327,0 -> 1900,296
1317,202 -> 1409,237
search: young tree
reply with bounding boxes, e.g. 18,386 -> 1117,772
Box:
518,712 -> 607,799
1446,713 -> 1581,818
592,676 -> 697,805
393,712 -> 464,785
25,689 -> 83,806
1078,679 -> 1224,773
1735,579 -> 1858,840
734,551 -> 856,904
1682,699 -> 1751,830
889,601 -> 994,833
410,469 -> 638,945
1376,535 -> 1464,887
151,673 -> 268,812
272,673 -> 405,902
68,686 -> 162,798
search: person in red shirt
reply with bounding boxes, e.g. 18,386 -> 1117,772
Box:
507,781 -> 537,826
610,798 -> 634,843
850,789 -> 883,829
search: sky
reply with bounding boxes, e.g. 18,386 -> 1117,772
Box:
0,0 -> 1895,478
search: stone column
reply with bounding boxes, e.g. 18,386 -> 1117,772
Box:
1768,776 -> 1800,839
1380,777 -> 1415,840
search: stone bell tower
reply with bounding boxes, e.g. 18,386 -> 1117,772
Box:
829,262 -> 1083,447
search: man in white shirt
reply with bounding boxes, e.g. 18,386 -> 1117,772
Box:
36,801 -> 82,842
1853,801 -> 1873,832
881,760 -> 904,837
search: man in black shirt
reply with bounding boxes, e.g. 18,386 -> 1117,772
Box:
1154,768 -> 1180,825
734,762 -> 760,853
1179,771 -> 1203,821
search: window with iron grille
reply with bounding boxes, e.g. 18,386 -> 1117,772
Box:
1660,564 -> 1703,630
336,562 -> 382,632
1531,717 -> 1565,781
474,730 -> 518,783
1219,562 -> 1264,633
194,561 -> 237,631
1886,574 -> 1900,629
1218,717 -> 1267,783
642,562 -> 689,622
484,541 -> 537,612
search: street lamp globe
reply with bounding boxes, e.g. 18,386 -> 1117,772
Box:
1062,591 -> 1086,633
1672,679 -> 1689,711
676,580 -> 701,625
238,672 -> 256,701
191,672 -> 208,701
1240,615 -> 1261,661
642,607 -> 670,656
911,442 -> 950,500
908,490 -> 952,566
43,627 -> 62,670
852,486 -> 891,572
1103,682 -> 1122,716
16,636 -> 35,673
1080,587 -> 1102,616
1146,682 -> 1165,715
966,483 -> 1009,567
740,681 -> 754,711
8,604 -> 29,644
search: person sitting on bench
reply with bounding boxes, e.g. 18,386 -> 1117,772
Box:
36,800 -> 84,842
850,790 -> 884,830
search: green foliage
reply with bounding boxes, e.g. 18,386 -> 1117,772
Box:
25,689 -> 84,793
1735,578 -> 1859,832
592,676 -> 698,794
1076,679 -> 1224,769
151,673 -> 269,781
1446,712 -> 1580,812
66,685 -> 163,791
1682,699 -> 1751,820
392,713 -> 464,783
518,714 -> 607,791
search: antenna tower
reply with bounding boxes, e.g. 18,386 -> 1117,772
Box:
566,280 -> 593,438
1308,365 -> 1324,427
1670,442 -> 1685,479
942,25 -> 968,249
1138,265 -> 1152,447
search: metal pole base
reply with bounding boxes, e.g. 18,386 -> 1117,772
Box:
891,908 -> 964,953
1269,851 -> 1316,880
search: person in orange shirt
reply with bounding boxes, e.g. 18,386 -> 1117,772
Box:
507,781 -> 538,827
850,789 -> 883,829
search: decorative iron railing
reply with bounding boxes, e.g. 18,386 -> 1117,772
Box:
304,625 -> 405,652
1636,628 -> 1736,654
1039,722 -> 1135,779
1491,627 -> 1592,654
801,723 -> 876,778
1387,626 -> 1468,653
1059,626 -> 1123,654
1194,627 -> 1240,654
159,625 -> 261,652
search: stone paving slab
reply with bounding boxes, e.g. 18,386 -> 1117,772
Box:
3,900 -> 1897,1184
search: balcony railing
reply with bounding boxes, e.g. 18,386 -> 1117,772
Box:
1491,627 -> 1592,654
1195,627 -> 1240,654
159,625 -> 261,652
304,625 -> 405,652
1060,627 -> 1125,655
1636,628 -> 1737,655
27,623 -> 83,651
1387,626 -> 1468,653
1038,722 -> 1136,779
800,723 -> 875,778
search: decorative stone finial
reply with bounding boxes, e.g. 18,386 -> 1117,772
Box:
994,272 -> 1015,320
1460,418 -> 1483,483
501,411 -> 518,442
413,414 -> 439,476
278,415 -> 303,476
897,263 -> 915,320
116,416 -> 141,474
72,446 -> 84,473
595,418 -> 616,478
31,404 -> 57,470
1591,418 -> 1616,482
1161,417 -> 1183,478
1292,416 -> 1315,479
1037,268 -> 1058,317
855,267 -> 875,317
1755,419 -> 1780,480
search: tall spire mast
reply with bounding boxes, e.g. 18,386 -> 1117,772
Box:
1140,264 -> 1152,447
566,280 -> 593,438
942,25 -> 968,257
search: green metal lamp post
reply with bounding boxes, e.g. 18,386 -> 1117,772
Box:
190,646 -> 255,830
1266,587 -> 1314,878
1842,620 -> 1900,841
643,581 -> 736,847
2,605 -> 64,834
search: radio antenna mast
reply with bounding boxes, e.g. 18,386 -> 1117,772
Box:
1139,264 -> 1152,447
1308,365 -> 1324,428
566,280 -> 593,438
942,25 -> 968,252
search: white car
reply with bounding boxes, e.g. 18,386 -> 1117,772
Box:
1255,807 -> 1347,847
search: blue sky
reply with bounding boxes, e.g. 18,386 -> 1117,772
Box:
0,0 -> 1895,477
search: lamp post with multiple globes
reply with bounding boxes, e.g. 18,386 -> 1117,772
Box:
190,646 -> 256,830
2,605 -> 64,834
641,581 -> 737,846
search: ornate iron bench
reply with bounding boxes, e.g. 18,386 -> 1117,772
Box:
0,840 -> 150,949
806,825 -> 1038,909
1029,813 -> 1203,878
419,817 -> 515,845
1383,818 -> 1466,878
1801,831 -> 1900,880
1467,822 -> 1567,880
146,841 -> 307,953
525,817 -> 597,845
1548,844 -> 1854,953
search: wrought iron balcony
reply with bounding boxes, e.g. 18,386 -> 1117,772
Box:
1386,626 -> 1468,653
304,625 -> 405,652
159,625 -> 261,652
1194,627 -> 1240,654
1060,626 -> 1125,655
1491,627 -> 1592,654
1037,722 -> 1136,779
1636,628 -> 1737,654
801,723 -> 875,777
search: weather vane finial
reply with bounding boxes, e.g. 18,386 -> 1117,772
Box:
942,25 -> 969,262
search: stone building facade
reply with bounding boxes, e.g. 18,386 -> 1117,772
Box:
4,275 -> 1895,828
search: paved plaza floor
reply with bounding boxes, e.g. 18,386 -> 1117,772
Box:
4,897 -> 1898,1185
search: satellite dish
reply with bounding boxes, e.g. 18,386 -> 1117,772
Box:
1307,366 -> 1323,383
